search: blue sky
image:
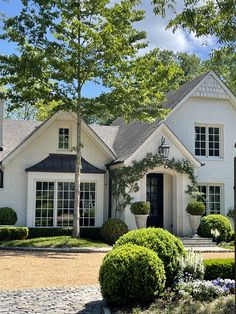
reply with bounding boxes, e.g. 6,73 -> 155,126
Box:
0,0 -> 215,97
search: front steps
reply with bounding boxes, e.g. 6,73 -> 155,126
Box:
180,236 -> 217,248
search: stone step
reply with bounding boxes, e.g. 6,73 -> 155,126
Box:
180,237 -> 213,241
180,236 -> 216,247
184,243 -> 217,247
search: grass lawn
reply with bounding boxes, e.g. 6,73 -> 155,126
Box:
0,236 -> 109,248
218,241 -> 235,251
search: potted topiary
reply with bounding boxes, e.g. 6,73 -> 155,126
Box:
186,200 -> 205,237
130,201 -> 150,229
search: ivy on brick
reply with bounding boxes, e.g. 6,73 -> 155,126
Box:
110,152 -> 200,217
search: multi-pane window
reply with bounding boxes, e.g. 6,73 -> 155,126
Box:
35,182 -> 54,226
195,126 -> 220,157
59,128 -> 69,149
198,184 -> 222,215
57,182 -> 75,227
35,181 -> 96,227
80,182 -> 96,227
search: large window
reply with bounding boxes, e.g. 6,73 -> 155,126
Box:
195,125 -> 221,157
59,128 -> 69,149
35,181 -> 96,227
35,182 -> 54,226
198,184 -> 222,215
57,182 -> 74,227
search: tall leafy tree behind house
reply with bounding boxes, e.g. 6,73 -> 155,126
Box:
0,0 -> 182,237
152,0 -> 236,53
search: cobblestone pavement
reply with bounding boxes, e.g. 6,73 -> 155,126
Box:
0,285 -> 104,313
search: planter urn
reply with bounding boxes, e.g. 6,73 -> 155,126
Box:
188,214 -> 202,237
134,214 -> 148,229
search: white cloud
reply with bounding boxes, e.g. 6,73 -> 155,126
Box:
133,1 -> 215,58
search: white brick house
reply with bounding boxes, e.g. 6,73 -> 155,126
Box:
0,71 -> 235,236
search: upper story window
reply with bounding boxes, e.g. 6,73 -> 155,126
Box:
195,125 -> 221,157
59,128 -> 69,150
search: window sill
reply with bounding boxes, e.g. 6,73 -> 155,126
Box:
196,157 -> 224,162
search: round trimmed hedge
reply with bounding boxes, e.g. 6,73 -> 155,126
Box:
186,200 -> 205,215
130,201 -> 150,215
198,214 -> 233,242
114,228 -> 185,286
99,244 -> 166,305
0,207 -> 17,225
100,218 -> 128,245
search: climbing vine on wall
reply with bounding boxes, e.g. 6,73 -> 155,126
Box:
110,152 -> 200,217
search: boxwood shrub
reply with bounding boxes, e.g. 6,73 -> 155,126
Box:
204,258 -> 235,280
130,201 -> 150,215
0,227 -> 29,241
114,228 -> 186,286
28,227 -> 102,240
100,218 -> 128,245
0,207 -> 17,225
186,201 -> 205,215
198,214 -> 233,242
99,243 -> 166,305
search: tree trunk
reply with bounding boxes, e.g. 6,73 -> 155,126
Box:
73,106 -> 82,238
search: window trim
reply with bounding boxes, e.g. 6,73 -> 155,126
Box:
34,179 -> 97,228
195,124 -> 223,158
58,127 -> 70,151
198,183 -> 224,215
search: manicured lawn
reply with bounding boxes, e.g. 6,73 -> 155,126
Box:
218,241 -> 235,251
0,236 -> 109,248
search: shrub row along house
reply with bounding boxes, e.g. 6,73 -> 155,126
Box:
0,71 -> 235,236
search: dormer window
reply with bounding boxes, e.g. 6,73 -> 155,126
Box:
59,128 -> 69,150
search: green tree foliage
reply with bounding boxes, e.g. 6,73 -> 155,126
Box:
0,0 -> 183,237
152,0 -> 236,52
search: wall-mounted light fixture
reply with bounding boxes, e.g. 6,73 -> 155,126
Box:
158,136 -> 170,160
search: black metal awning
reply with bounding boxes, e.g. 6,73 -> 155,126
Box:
25,154 -> 105,174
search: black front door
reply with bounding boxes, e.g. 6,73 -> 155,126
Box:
146,173 -> 163,227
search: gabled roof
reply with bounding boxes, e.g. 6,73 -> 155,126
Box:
0,119 -> 43,162
2,71 -> 234,165
164,72 -> 210,109
25,154 -> 105,173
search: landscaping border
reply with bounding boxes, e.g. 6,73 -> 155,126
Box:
0,246 -> 112,253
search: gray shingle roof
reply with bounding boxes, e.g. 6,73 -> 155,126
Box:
164,71 -> 210,109
89,125 -> 119,156
0,72 -> 211,163
25,154 -> 105,173
0,119 -> 42,162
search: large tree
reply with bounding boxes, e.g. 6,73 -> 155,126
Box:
152,0 -> 236,53
0,0 -> 181,237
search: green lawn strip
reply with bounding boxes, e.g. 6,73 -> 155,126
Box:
218,241 -> 235,251
0,236 -> 109,248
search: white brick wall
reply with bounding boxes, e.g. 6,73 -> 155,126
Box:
0,113 -> 112,226
166,93 -> 236,214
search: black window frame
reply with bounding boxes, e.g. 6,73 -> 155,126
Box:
0,169 -> 3,188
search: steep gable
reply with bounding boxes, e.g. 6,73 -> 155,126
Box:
192,73 -> 231,99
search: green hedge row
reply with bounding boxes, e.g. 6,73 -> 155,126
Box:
204,258 -> 235,280
0,227 -> 29,241
28,227 -> 102,240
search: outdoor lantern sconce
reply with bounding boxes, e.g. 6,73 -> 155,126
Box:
158,136 -> 170,160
